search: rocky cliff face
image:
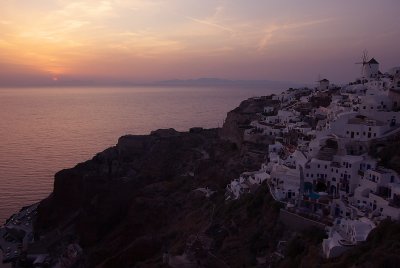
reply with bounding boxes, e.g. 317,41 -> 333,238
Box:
220,96 -> 279,147
34,98 -> 279,267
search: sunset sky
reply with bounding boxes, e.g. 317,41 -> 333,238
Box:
1,0 -> 400,86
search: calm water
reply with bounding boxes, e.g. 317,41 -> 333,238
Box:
0,86 -> 281,224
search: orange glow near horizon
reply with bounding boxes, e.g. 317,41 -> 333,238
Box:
1,1 -> 400,85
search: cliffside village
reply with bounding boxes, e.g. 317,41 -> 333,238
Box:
225,58 -> 400,258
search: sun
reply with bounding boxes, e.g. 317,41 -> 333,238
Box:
52,76 -> 59,81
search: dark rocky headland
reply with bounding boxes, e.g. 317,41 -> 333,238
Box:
5,94 -> 400,267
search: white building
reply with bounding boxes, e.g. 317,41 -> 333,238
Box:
264,106 -> 275,114
268,142 -> 283,154
264,110 -> 300,125
323,218 -> 375,258
319,79 -> 330,91
250,120 -> 285,137
331,112 -> 390,141
352,167 -> 400,220
358,91 -> 393,113
225,171 -> 270,200
270,164 -> 301,201
272,91 -> 296,103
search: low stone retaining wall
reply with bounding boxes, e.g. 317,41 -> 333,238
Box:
279,209 -> 326,231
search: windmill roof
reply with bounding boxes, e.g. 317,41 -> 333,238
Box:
368,58 -> 379,64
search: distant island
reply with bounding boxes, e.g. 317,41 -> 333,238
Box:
154,77 -> 303,88
0,77 -> 303,89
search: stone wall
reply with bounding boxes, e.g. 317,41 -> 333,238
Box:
279,209 -> 326,231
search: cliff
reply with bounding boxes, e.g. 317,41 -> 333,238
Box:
33,98 -> 280,267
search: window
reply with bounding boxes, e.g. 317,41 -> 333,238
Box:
318,164 -> 320,168
325,165 -> 327,169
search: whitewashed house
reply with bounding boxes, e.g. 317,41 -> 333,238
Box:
331,112 -> 390,141
264,110 -> 300,125
352,167 -> 400,220
264,106 -> 275,114
270,164 -> 301,201
323,218 -> 375,258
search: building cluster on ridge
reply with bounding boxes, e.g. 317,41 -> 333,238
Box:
225,56 -> 400,258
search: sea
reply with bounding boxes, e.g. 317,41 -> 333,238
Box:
0,86 -> 283,225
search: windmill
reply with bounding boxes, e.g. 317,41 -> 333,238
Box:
355,50 -> 369,78
315,74 -> 329,90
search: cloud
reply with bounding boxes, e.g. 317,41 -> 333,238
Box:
107,31 -> 185,58
185,16 -> 234,34
257,18 -> 334,51
184,1 -> 235,35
